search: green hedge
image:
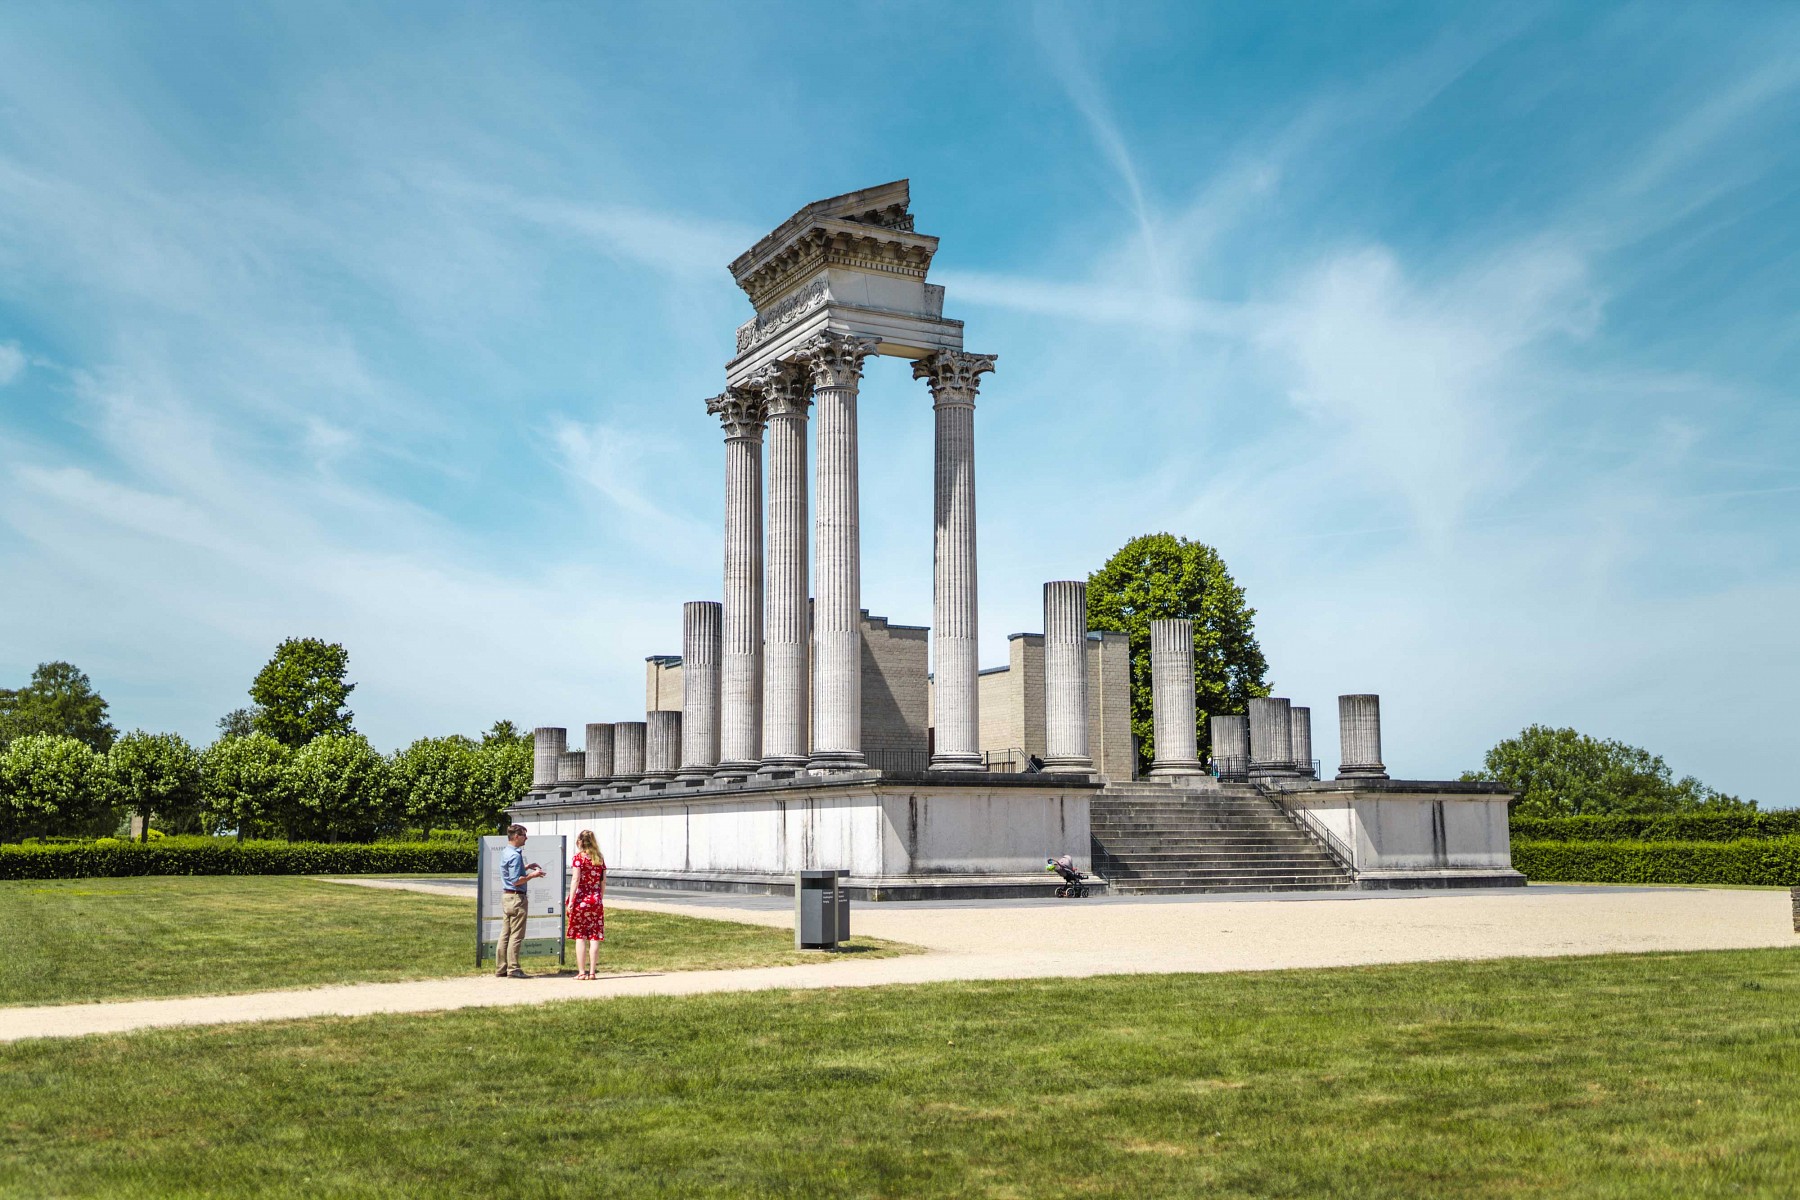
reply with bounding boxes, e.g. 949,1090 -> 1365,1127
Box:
1510,811 -> 1800,842
0,839 -> 476,881
1513,837 -> 1800,887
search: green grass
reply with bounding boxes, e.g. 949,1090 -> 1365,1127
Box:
0,876 -> 906,1007
5,949 -> 1800,1197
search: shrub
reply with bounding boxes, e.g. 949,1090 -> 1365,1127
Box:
1511,812 -> 1800,843
0,838 -> 475,880
1512,837 -> 1800,887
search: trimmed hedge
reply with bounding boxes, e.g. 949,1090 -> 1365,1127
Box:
1513,837 -> 1800,887
1510,811 -> 1800,843
0,839 -> 476,881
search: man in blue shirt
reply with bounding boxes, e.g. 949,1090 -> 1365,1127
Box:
496,824 -> 545,978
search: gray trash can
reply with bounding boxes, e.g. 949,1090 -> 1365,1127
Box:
795,869 -> 850,950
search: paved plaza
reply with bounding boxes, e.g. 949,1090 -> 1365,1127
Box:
3,882 -> 1792,1044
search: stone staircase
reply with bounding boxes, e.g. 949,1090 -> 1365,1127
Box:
1090,782 -> 1355,894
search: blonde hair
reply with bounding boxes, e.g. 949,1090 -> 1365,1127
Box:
576,829 -> 603,865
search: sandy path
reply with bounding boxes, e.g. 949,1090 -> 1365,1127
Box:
3,884 -> 1792,1044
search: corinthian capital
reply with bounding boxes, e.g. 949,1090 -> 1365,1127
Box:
794,332 -> 880,390
750,362 -> 812,420
705,387 -> 767,441
913,349 -> 997,406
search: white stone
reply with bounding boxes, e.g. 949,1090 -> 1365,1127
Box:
1041,580 -> 1093,773
1249,697 -> 1295,777
679,601 -> 722,779
1148,619 -> 1202,775
756,365 -> 811,769
531,727 -> 566,789
645,710 -> 682,780
612,721 -> 647,782
706,389 -> 767,776
1338,694 -> 1388,778
584,723 -> 614,782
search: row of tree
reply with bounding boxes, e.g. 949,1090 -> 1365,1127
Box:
0,725 -> 533,843
1463,725 -> 1752,817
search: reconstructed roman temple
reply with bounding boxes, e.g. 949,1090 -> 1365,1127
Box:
510,181 -> 1522,898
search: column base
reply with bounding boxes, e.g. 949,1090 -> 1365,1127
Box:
1040,756 -> 1095,775
1149,760 -> 1206,778
675,768 -> 715,782
714,761 -> 759,781
1336,767 -> 1390,779
807,751 -> 868,774
928,753 -> 984,772
758,755 -> 808,774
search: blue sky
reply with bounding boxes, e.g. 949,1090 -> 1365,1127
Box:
2,2 -> 1796,802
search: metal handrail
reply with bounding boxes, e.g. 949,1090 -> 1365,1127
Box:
1261,787 -> 1357,874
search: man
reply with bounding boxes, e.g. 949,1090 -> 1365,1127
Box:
496,824 -> 545,978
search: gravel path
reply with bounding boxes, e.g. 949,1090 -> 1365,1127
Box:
3,884 -> 1792,1044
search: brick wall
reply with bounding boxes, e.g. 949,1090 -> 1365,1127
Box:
644,655 -> 683,712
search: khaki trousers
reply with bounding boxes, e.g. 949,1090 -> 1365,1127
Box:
497,891 -> 528,973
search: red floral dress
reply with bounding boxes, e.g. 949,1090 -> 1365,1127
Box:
566,853 -> 605,940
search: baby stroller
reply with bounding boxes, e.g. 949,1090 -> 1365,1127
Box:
1046,854 -> 1090,899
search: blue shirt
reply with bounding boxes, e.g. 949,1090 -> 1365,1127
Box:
501,844 -> 527,892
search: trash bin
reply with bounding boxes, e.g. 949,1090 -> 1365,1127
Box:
795,870 -> 850,950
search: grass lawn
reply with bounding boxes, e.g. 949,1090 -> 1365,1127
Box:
0,876 -> 905,1007
5,949 -> 1800,1198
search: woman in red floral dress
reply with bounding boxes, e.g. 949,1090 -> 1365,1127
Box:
566,829 -> 606,979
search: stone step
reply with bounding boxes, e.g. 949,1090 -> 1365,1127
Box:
1108,881 -> 1356,894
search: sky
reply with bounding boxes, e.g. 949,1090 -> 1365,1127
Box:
1,2 -> 1797,803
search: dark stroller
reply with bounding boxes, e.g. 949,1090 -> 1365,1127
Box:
1046,854 -> 1090,898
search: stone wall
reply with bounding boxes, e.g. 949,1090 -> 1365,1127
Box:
861,612 -> 929,768
645,655 -> 683,712
963,631 -> 1133,779
1089,631 -> 1134,780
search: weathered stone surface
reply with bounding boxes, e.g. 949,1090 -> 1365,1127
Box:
1290,706 -> 1315,779
679,601 -> 721,779
557,750 -> 586,783
584,723 -> 614,782
531,727 -> 566,789
757,364 -> 812,769
1338,694 -> 1388,779
612,721 -> 647,782
1209,714 -> 1249,780
1148,619 -> 1202,776
708,388 -> 767,776
1249,697 -> 1296,777
860,612 -> 929,776
645,710 -> 682,780
1041,580 -> 1093,773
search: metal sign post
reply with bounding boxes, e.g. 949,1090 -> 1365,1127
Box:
476,834 -> 567,968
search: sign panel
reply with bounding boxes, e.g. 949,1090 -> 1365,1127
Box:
476,834 -> 567,966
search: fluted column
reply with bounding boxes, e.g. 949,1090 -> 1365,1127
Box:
1148,619 -> 1202,775
1041,580 -> 1093,772
557,750 -> 585,783
1337,694 -> 1388,779
914,349 -> 996,770
1290,706 -> 1315,779
706,387 -> 768,777
645,711 -> 682,780
756,364 -> 812,769
531,727 -> 566,789
612,721 -> 647,782
584,723 -> 615,782
797,332 -> 878,771
1208,714 -> 1249,780
678,601 -> 722,779
1249,697 -> 1295,777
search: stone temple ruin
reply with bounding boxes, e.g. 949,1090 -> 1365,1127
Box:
509,180 -> 1522,899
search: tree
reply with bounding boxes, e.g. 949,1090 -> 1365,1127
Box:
0,734 -> 116,841
286,733 -> 396,842
1463,725 -> 1755,816
200,733 -> 290,840
109,731 -> 204,836
481,720 -> 531,749
217,708 -> 259,738
470,735 -> 533,833
0,661 -> 118,752
391,735 -> 478,837
1086,533 -> 1270,772
249,639 -> 355,747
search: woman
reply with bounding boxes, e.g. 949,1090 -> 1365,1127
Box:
565,829 -> 606,979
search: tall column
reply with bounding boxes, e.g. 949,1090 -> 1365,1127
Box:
797,332 -> 878,772
1148,619 -> 1202,776
1337,694 -> 1388,779
1208,714 -> 1249,780
678,601 -> 722,779
1290,706 -> 1315,779
531,727 -> 566,789
584,723 -> 615,782
913,349 -> 996,770
707,387 -> 768,777
756,364 -> 812,769
645,711 -> 682,780
1248,697 -> 1295,777
612,721 -> 647,782
1041,580 -> 1093,773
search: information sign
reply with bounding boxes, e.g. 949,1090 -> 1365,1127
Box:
476,834 -> 567,967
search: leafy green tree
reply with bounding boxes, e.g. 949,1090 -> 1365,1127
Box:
481,720 -> 531,749
0,661 -> 118,752
286,733 -> 396,842
0,734 -> 116,841
1463,725 -> 1755,816
216,708 -> 260,738
470,735 -> 533,833
109,731 -> 204,836
391,735 -> 478,837
1087,533 -> 1270,771
199,733 -> 290,840
249,639 -> 355,748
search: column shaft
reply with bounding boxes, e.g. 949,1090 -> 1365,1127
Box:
1248,697 -> 1295,777
1337,694 -> 1388,778
612,721 -> 647,782
758,366 -> 811,768
1148,619 -> 1202,775
914,350 -> 996,770
1042,580 -> 1093,771
678,601 -> 722,778
531,727 -> 566,789
584,723 -> 615,782
1208,714 -> 1249,780
556,750 -> 585,783
707,389 -> 767,775
645,710 -> 682,780
1290,706 -> 1315,778
800,334 -> 877,771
